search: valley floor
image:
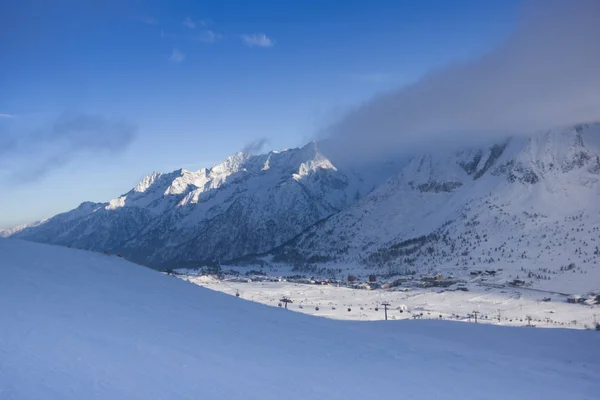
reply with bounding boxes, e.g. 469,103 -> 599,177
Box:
183,275 -> 599,329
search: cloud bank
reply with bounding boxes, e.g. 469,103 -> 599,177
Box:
322,0 -> 600,162
0,112 -> 136,182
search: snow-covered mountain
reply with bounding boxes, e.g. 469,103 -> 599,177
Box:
277,124 -> 600,292
7,124 -> 600,292
8,142 -> 369,268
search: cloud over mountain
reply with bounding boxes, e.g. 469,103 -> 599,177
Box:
323,0 -> 600,162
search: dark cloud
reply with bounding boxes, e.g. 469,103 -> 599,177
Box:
322,0 -> 600,163
242,137 -> 269,154
0,112 -> 136,182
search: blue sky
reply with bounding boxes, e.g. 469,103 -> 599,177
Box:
0,0 -> 520,228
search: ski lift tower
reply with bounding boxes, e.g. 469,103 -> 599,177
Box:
279,296 -> 293,309
381,302 -> 391,320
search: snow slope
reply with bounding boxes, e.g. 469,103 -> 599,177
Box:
1,239 -> 599,399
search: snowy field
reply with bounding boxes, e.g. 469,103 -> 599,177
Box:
1,239 -> 599,400
184,276 -> 599,329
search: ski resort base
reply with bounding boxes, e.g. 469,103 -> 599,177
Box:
183,275 -> 599,329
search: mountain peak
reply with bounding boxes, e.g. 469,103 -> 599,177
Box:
134,171 -> 162,193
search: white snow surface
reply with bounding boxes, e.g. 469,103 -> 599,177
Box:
1,239 -> 599,400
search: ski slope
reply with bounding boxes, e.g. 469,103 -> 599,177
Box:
1,239 -> 599,399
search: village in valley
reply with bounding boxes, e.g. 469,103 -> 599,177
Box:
170,263 -> 600,330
